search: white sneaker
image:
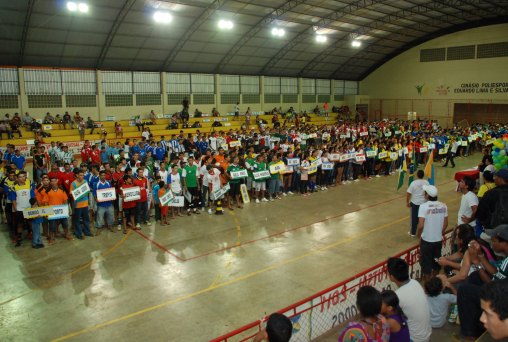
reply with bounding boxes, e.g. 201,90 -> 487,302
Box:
269,198 -> 274,202
276,196 -> 282,200
208,208 -> 213,214
256,199 -> 260,203
135,223 -> 141,229
375,175 -> 381,178
323,186 -> 328,190
117,224 -> 122,231
288,191 -> 294,195
262,198 -> 269,202
282,192 -> 287,197
354,179 -> 360,182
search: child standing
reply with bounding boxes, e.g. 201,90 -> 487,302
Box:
380,290 -> 410,342
424,276 -> 457,328
158,181 -> 170,225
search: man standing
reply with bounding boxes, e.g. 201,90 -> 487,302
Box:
417,185 -> 448,281
71,171 -> 92,239
387,257 -> 432,342
46,176 -> 72,243
443,138 -> 459,168
182,155 -> 201,215
477,169 -> 508,231
9,171 -> 34,247
133,166 -> 149,228
406,170 -> 429,237
94,170 -> 115,234
457,176 -> 479,227
11,149 -> 26,171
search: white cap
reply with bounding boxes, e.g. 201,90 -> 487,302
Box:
423,185 -> 438,197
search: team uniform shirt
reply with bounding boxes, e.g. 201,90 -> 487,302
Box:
9,181 -> 35,211
418,201 -> 448,242
121,184 -> 137,209
71,180 -> 89,208
152,183 -> 160,205
11,155 -> 26,170
227,164 -> 242,184
46,188 -> 68,205
182,164 -> 199,188
252,161 -> 268,182
94,180 -> 114,207
158,170 -> 169,184
407,179 -> 430,205
133,177 -> 148,202
457,191 -> 479,226
167,172 -> 182,194
203,168 -> 221,192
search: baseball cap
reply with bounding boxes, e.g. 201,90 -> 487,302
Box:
485,224 -> 508,241
423,185 -> 438,197
494,169 -> 508,182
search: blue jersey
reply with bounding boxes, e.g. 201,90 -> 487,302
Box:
94,180 -> 113,207
11,155 -> 26,170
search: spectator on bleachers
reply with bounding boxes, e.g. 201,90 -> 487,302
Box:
62,111 -> 73,129
78,119 -> 86,140
338,285 -> 390,341
480,279 -> 508,340
86,116 -> 95,134
22,112 -> 32,127
73,111 -> 82,124
194,108 -> 202,118
253,313 -> 293,342
149,110 -> 157,124
387,257 -> 431,342
43,112 -> 55,124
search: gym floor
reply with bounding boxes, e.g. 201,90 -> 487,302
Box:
1,155 -> 477,341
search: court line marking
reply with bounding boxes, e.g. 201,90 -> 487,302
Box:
50,214 -> 412,342
0,230 -> 132,306
137,179 -> 455,262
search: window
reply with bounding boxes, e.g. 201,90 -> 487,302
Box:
264,77 -> 280,94
191,74 -> 214,94
0,68 -> 19,95
24,69 -> 62,95
281,77 -> 297,94
345,81 -> 358,95
102,71 -> 133,94
302,78 -> 315,94
240,76 -> 259,94
62,70 -> 96,95
316,79 -> 330,94
133,72 -> 160,94
167,73 -> 191,94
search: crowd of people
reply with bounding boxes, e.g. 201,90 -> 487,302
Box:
0,114 -> 507,341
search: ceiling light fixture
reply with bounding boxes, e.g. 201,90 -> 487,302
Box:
218,19 -> 234,30
153,11 -> 172,24
315,34 -> 327,43
67,2 -> 89,13
351,39 -> 362,48
271,27 -> 285,37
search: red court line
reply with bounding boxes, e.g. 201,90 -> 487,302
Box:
133,230 -> 186,262
135,179 -> 456,262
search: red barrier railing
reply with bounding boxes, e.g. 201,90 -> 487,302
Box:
211,232 -> 454,342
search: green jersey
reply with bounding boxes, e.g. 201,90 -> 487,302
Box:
182,164 -> 199,188
253,161 -> 268,182
227,164 -> 242,184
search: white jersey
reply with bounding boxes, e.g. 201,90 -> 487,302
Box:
458,191 -> 479,226
407,179 -> 430,205
167,172 -> 182,194
418,200 -> 448,242
203,168 -> 221,192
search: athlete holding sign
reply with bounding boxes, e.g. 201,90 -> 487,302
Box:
94,171 -> 115,235
120,175 -> 137,234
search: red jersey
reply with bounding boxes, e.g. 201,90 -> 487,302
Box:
81,148 -> 91,163
48,171 -> 63,186
121,184 -> 137,209
90,150 -> 101,165
132,177 -> 148,202
60,171 -> 76,192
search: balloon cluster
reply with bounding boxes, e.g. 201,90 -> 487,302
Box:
492,134 -> 508,170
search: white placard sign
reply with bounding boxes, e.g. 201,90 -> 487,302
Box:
47,205 -> 69,220
322,162 -> 334,170
23,207 -> 42,219
282,165 -> 294,174
231,169 -> 248,179
269,163 -> 285,174
340,134 -> 347,139
439,148 -> 447,155
428,143 -> 436,150
71,182 -> 90,200
403,147 -> 409,154
96,188 -> 116,202
359,131 -> 368,136
366,150 -> 377,158
253,170 -> 270,180
229,141 -> 241,147
385,132 -> 392,137
378,152 -> 388,159
329,154 -> 341,161
123,186 -> 141,202
287,158 -> 300,166
211,183 -> 230,200
390,152 -> 398,160
43,125 -> 53,130
169,196 -> 185,207
355,154 -> 366,162
311,158 -> 322,167
461,141 -> 468,146
339,154 -> 349,162
159,190 -> 174,206
419,147 -> 428,153
486,138 -> 496,145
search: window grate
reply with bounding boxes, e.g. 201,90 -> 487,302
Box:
264,94 -> 280,104
283,94 -> 298,103
105,94 -> 133,107
136,94 -> 161,106
0,95 -> 18,109
193,93 -> 215,105
447,45 -> 475,60
302,94 -> 316,103
242,94 -> 260,104
477,42 -> 508,59
66,95 -> 96,107
28,95 -> 62,108
420,48 -> 446,62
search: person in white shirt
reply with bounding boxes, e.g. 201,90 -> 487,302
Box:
203,165 -> 222,214
443,138 -> 460,168
407,170 -> 430,237
457,176 -> 479,227
417,185 -> 448,281
387,257 -> 432,342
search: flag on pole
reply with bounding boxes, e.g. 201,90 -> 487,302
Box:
408,146 -> 418,186
397,154 -> 407,190
424,150 -> 435,185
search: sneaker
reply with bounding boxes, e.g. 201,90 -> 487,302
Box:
282,192 -> 287,197
276,196 -> 282,200
261,198 -> 269,202
255,199 -> 260,203
288,191 -> 294,195
117,224 -> 122,231
208,208 -> 213,214
135,223 -> 141,229
354,179 -> 360,182
269,198 -> 274,201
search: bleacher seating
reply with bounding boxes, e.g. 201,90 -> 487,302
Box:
1,113 -> 338,147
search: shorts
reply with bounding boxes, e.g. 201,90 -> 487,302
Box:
420,239 -> 442,275
254,181 -> 266,191
161,206 -> 169,216
229,182 -> 240,196
49,218 -> 69,232
123,207 -> 135,219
